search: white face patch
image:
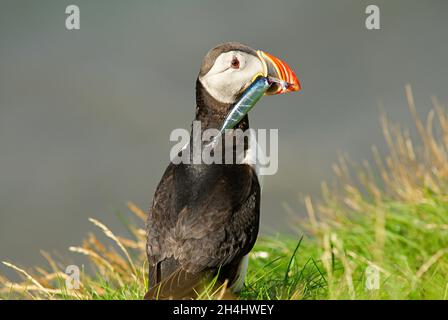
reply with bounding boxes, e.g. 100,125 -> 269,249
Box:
199,51 -> 264,104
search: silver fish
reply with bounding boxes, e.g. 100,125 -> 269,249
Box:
218,76 -> 271,136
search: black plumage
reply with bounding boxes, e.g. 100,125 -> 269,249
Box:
145,43 -> 261,299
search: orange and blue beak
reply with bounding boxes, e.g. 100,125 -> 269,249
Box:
257,50 -> 301,95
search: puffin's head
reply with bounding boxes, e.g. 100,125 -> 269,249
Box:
198,42 -> 301,104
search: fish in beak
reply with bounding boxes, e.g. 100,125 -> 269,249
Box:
257,50 -> 301,95
212,49 -> 301,142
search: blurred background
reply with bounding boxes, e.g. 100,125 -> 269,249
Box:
1,0 -> 447,271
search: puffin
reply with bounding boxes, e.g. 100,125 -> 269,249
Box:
145,42 -> 300,299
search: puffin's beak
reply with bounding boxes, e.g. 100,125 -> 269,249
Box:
257,50 -> 301,95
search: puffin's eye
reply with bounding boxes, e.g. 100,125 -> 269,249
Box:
230,56 -> 240,69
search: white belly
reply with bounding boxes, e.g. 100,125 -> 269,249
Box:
230,254 -> 249,293
242,131 -> 265,188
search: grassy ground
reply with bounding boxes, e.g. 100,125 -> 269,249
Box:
1,86 -> 448,300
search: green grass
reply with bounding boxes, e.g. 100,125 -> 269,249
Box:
244,195 -> 448,300
1,86 -> 448,300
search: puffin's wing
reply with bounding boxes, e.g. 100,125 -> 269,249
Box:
146,163 -> 177,288
146,164 -> 260,299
